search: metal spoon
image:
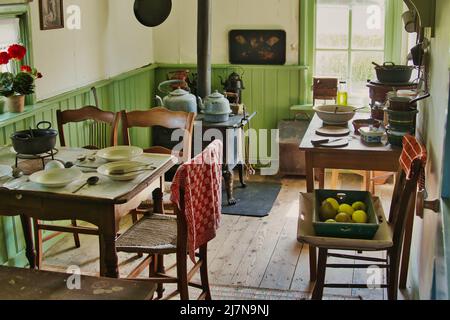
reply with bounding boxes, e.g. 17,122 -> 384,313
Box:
88,151 -> 97,161
64,161 -> 74,169
72,176 -> 100,194
12,167 -> 24,179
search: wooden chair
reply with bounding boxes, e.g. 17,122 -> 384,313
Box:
33,106 -> 120,269
116,141 -> 222,300
121,107 -> 195,215
58,106 -> 119,149
298,145 -> 424,300
290,77 -> 338,120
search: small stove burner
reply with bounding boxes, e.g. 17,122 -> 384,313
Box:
15,148 -> 59,169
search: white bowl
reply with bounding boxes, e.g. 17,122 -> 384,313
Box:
97,146 -> 143,162
30,168 -> 83,188
313,105 -> 356,125
0,165 -> 12,178
97,161 -> 152,181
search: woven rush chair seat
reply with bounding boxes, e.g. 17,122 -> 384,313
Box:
297,193 -> 393,251
116,214 -> 177,255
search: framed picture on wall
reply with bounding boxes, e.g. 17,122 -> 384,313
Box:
229,30 -> 286,65
39,0 -> 64,30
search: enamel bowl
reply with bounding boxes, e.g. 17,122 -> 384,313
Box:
313,105 -> 357,125
97,146 -> 143,162
97,161 -> 152,181
30,168 -> 82,188
0,165 -> 12,178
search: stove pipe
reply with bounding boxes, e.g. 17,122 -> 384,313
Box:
197,0 -> 212,99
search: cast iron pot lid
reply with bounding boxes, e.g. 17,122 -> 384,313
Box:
134,0 -> 172,27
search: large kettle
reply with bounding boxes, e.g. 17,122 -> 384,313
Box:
155,80 -> 198,113
198,91 -> 232,123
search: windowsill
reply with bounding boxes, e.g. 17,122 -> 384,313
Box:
0,102 -> 49,127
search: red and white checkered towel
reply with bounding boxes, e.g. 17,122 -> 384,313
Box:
400,135 -> 427,190
171,140 -> 223,262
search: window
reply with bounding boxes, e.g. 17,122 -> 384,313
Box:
315,0 -> 386,105
0,4 -> 33,104
0,17 -> 21,72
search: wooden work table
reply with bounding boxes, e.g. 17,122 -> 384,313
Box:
0,266 -> 155,300
298,113 -> 415,288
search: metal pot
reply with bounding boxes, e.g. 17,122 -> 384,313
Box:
11,121 -> 58,155
388,93 -> 430,111
373,62 -> 414,84
198,91 -> 232,123
155,80 -> 198,113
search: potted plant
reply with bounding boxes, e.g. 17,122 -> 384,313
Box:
0,44 -> 42,113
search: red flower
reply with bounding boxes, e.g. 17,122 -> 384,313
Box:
8,44 -> 27,61
36,72 -> 43,79
21,65 -> 32,73
0,51 -> 10,65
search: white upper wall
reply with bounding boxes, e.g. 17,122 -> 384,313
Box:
31,0 -> 154,100
153,0 -> 299,64
104,0 -> 154,77
31,0 -> 298,100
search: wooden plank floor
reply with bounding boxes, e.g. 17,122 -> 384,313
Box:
41,171 -> 412,300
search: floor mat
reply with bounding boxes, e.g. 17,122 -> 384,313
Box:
222,182 -> 282,217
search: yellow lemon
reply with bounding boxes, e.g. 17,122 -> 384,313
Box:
335,212 -> 352,223
324,198 -> 340,212
320,201 -> 338,221
352,210 -> 368,224
325,219 -> 336,223
338,204 -> 354,217
352,201 -> 367,211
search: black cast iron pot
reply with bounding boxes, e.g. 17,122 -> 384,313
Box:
373,62 -> 414,84
11,121 -> 58,155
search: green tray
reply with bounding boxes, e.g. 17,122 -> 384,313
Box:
313,189 -> 380,240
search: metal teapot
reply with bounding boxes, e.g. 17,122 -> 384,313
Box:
198,91 -> 232,123
220,72 -> 245,91
155,80 -> 198,113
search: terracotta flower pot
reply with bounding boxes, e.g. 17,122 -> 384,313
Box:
6,95 -> 25,113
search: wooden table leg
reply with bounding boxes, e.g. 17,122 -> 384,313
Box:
223,166 -> 237,205
305,153 -> 314,193
99,210 -> 119,278
399,187 -> 417,289
318,168 -> 325,189
20,215 -> 36,269
304,152 -> 317,281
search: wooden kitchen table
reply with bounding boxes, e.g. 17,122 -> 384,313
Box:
299,113 -> 403,282
0,147 -> 176,278
0,266 -> 156,300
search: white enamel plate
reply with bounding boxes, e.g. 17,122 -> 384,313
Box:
30,168 -> 83,188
